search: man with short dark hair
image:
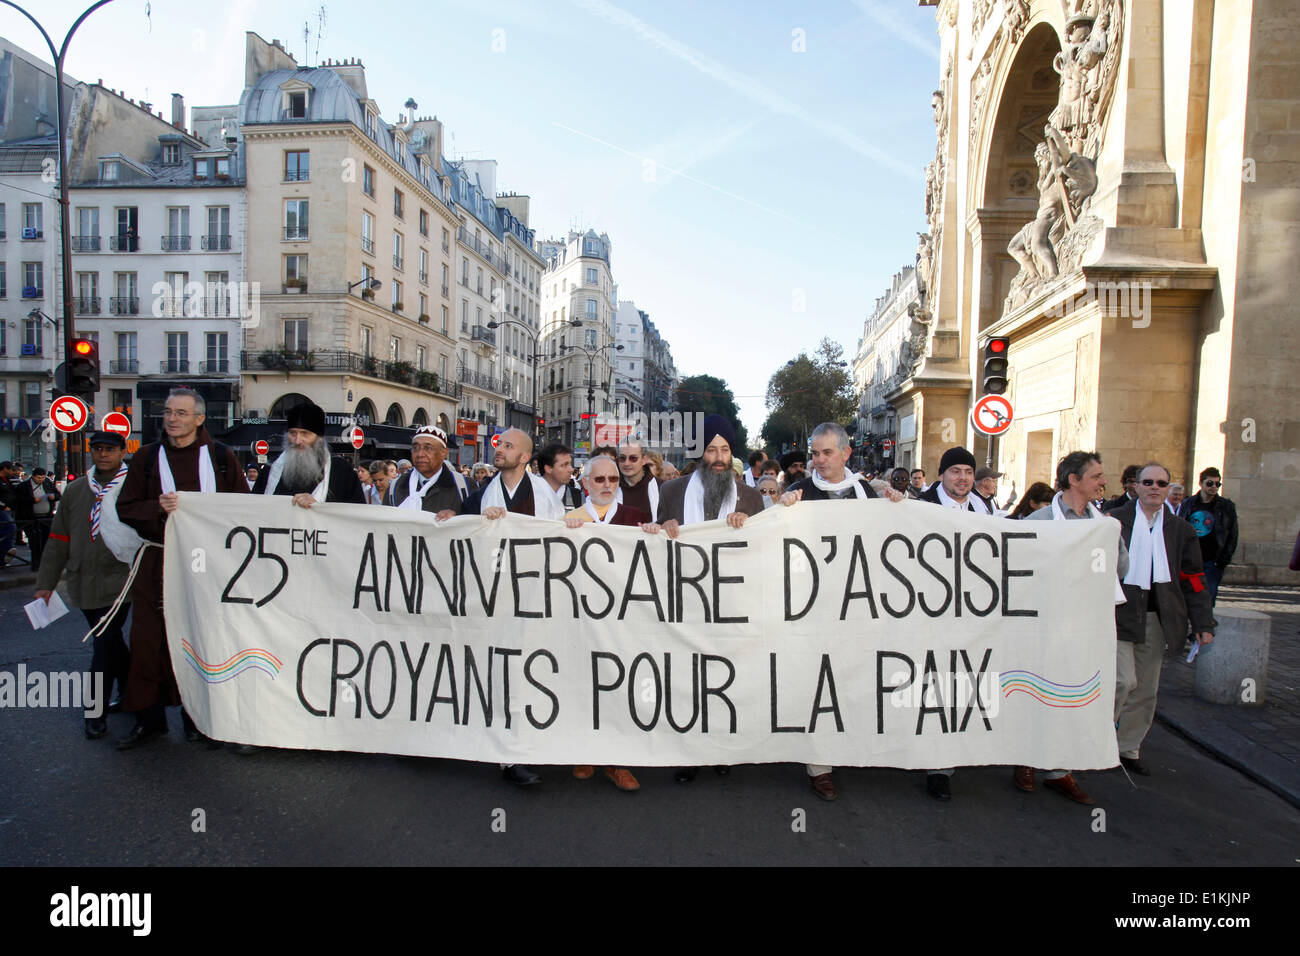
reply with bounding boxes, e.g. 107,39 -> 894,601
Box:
12,465 -> 60,571
536,442 -> 582,510
1101,464 -> 1141,513
252,402 -> 367,506
1177,466 -> 1237,606
1114,463 -> 1215,775
115,387 -> 247,749
744,449 -> 767,487
910,468 -> 926,493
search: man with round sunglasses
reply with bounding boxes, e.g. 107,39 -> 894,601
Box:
615,437 -> 662,520
1176,466 -> 1237,606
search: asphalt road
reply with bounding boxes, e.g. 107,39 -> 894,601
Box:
1,586 -> 1297,867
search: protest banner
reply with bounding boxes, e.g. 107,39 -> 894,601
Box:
165,496 -> 1120,769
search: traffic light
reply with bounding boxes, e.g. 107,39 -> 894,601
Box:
537,417 -> 545,427
982,336 -> 1009,395
66,338 -> 100,395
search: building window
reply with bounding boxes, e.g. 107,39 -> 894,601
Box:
419,209 -> 428,236
215,156 -> 230,178
392,280 -> 403,311
116,331 -> 137,362
23,316 -> 42,351
361,211 -> 375,255
586,267 -> 597,285
287,91 -> 307,118
419,248 -> 428,284
461,257 -> 469,285
441,262 -> 449,296
162,143 -> 181,165
476,267 -> 483,295
284,319 -> 308,353
461,300 -> 468,331
284,199 -> 308,240
166,332 -> 189,372
285,150 -> 309,181
363,164 -> 375,197
441,305 -> 449,333
205,332 -> 229,372
365,110 -> 376,138
418,292 -> 428,318
440,355 -> 447,381
416,346 -> 426,371
360,326 -> 372,357
586,298 -> 597,318
22,262 -> 43,297
441,227 -> 450,253
393,232 -> 404,271
284,255 -> 308,287
22,203 -> 43,238
393,188 -> 404,219
585,329 -> 597,348
100,160 -> 119,181
205,206 -> 231,250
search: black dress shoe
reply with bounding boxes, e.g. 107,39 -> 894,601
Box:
84,718 -> 108,739
115,722 -> 166,750
1120,756 -> 1151,776
674,767 -> 698,784
502,765 -> 541,786
926,774 -> 952,801
181,710 -> 205,743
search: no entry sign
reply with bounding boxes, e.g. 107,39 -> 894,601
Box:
101,411 -> 131,436
253,439 -> 270,456
346,425 -> 365,449
50,395 -> 90,433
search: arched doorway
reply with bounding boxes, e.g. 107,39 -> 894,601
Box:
270,392 -> 312,418
436,412 -> 451,432
385,403 -> 405,426
354,399 -> 377,425
412,408 -> 428,427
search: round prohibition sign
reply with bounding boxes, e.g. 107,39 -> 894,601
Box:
971,394 -> 1014,436
50,395 -> 90,433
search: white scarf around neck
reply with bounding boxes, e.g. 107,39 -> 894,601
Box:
937,482 -> 991,514
1050,494 -> 1127,604
158,442 -> 216,495
1123,504 -> 1172,590
810,469 -> 869,498
584,499 -> 619,523
481,471 -> 564,520
398,465 -> 466,510
683,470 -> 738,525
263,451 -> 327,503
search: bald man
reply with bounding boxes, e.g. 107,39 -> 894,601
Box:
458,428 -> 565,520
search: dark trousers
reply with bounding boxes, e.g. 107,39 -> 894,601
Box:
1203,560 -> 1223,606
26,517 -> 52,570
83,604 -> 131,715
0,510 -> 15,559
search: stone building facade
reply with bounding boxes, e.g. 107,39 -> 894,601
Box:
900,0 -> 1299,582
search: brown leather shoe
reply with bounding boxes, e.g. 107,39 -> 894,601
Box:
809,772 -> 837,802
573,765 -> 594,779
1013,766 -> 1035,792
605,767 -> 640,791
1043,773 -> 1093,805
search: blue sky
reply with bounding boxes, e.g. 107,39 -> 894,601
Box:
10,0 -> 941,438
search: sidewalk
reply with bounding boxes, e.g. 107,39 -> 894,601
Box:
0,541 -> 37,590
1156,583 -> 1300,809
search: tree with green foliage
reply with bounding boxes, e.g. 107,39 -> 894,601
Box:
763,338 -> 856,452
675,373 -> 749,453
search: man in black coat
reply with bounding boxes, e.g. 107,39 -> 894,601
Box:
252,402 -> 367,506
1176,465 -> 1238,606
1112,463 -> 1215,776
12,465 -> 61,570
390,425 -> 468,517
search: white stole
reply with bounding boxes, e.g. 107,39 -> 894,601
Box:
262,452 -> 327,503
682,471 -> 738,525
481,471 -> 564,520
1051,494 -> 1128,604
937,483 -> 991,514
398,465 -> 466,510
157,443 -> 216,495
583,500 -> 619,523
616,475 -> 660,519
1123,505 -> 1172,590
810,470 -> 869,499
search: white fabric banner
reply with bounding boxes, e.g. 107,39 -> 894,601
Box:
164,495 -> 1121,769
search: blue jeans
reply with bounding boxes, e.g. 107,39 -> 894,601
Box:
1203,560 -> 1223,606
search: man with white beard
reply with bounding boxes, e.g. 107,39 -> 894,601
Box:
252,402 -> 366,505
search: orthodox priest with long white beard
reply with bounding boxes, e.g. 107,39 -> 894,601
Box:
253,401 -> 367,506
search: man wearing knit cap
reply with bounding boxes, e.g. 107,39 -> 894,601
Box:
253,401 -> 367,506
391,424 -> 468,518
655,414 -> 763,532
915,445 -> 993,800
777,422 -> 904,801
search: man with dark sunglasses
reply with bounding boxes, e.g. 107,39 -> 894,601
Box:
1176,466 -> 1237,606
615,437 -> 662,520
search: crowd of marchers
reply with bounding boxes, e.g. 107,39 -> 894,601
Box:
26,387 -> 1241,805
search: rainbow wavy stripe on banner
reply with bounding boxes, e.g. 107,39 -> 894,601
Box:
181,640 -> 283,683
1000,670 -> 1101,708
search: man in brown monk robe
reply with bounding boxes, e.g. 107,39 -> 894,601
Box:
114,387 -> 247,749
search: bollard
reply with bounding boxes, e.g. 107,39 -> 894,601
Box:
1193,607 -> 1270,706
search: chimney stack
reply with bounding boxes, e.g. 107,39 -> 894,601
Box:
171,93 -> 185,129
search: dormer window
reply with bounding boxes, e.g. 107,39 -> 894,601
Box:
194,159 -> 209,179
100,160 -> 119,181
287,92 -> 307,118
365,110 -> 377,139
215,157 -> 230,178
162,143 -> 181,165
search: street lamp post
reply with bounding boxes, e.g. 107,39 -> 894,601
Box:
562,341 -> 624,445
486,316 -> 544,445
2,0 -> 118,478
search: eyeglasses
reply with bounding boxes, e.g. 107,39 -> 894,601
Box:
1203,480 -> 1220,487
1140,478 -> 1170,488
589,475 -> 618,484
617,455 -> 640,463
759,488 -> 779,496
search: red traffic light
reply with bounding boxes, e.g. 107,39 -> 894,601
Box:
579,412 -> 596,419
537,418 -> 546,426
987,338 -> 1007,354
74,339 -> 94,355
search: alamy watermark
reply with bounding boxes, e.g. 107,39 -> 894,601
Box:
150,280 -> 262,329
0,665 -> 105,717
600,411 -> 707,458
1044,279 -> 1153,328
